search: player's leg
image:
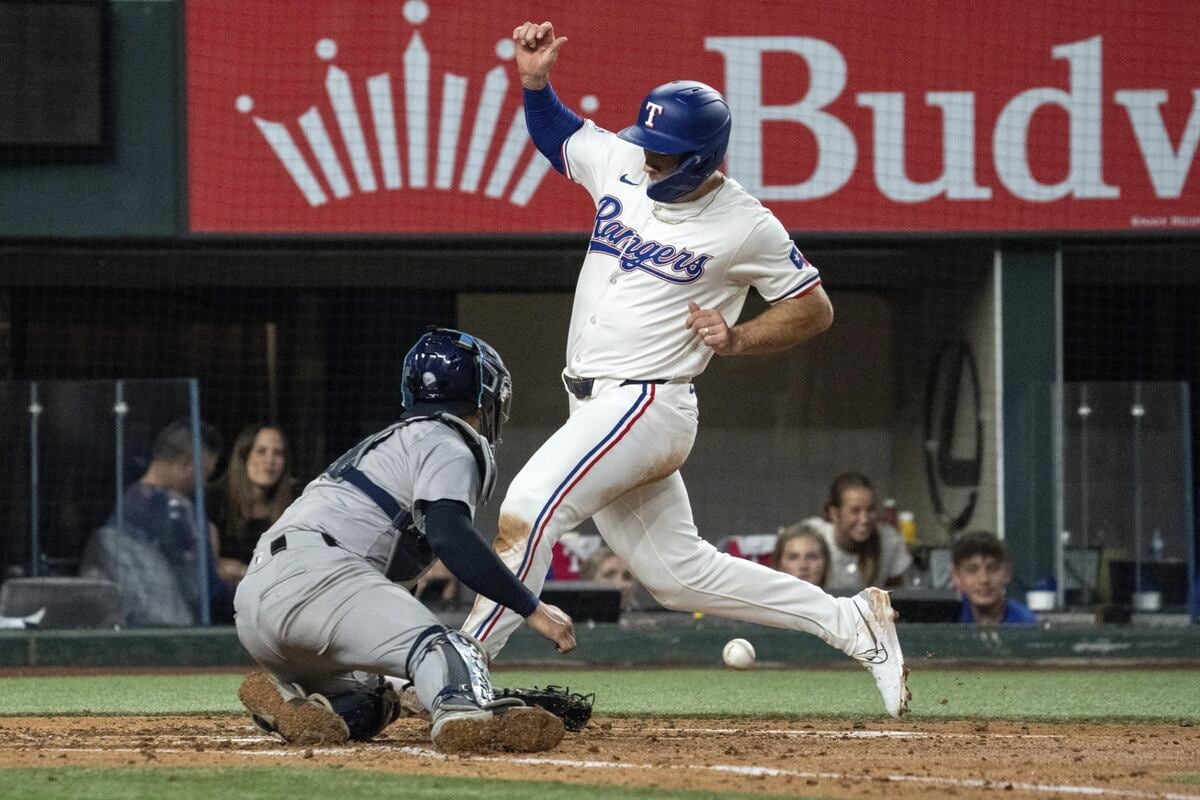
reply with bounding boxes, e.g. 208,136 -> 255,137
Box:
594,473 -> 911,717
237,542 -> 562,749
296,603 -> 562,752
462,381 -> 697,658
406,626 -> 563,753
594,472 -> 858,646
234,598 -> 355,745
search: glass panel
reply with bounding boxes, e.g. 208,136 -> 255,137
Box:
35,380 -> 119,575
0,381 -> 32,578
0,378 -> 211,626
1061,381 -> 1195,613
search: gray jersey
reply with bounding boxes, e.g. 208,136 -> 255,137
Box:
263,417 -> 484,576
235,411 -> 506,722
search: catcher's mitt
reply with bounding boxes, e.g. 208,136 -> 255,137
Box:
495,685 -> 594,732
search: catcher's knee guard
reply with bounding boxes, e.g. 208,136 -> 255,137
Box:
407,625 -> 506,714
323,676 -> 402,741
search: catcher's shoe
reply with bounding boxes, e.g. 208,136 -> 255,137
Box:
238,671 -> 350,745
431,698 -> 564,754
494,685 -> 595,732
848,587 -> 911,718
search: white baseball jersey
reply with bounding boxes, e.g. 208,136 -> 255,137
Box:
561,120 -> 821,380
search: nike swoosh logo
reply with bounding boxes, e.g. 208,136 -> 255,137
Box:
619,174 -> 639,186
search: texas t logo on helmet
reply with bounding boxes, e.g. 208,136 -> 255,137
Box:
617,80 -> 732,203
643,101 -> 665,128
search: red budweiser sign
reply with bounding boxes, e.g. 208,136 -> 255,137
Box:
186,1 -> 1199,233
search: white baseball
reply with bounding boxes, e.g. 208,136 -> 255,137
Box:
722,638 -> 756,670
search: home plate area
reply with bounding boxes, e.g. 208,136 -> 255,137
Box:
1,715 -> 1198,799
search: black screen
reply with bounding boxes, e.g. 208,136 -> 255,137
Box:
0,0 -> 108,158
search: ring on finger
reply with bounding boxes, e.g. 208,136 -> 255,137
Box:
701,327 -> 709,336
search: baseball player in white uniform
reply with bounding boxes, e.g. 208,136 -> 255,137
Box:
235,329 -> 575,751
463,20 -> 910,718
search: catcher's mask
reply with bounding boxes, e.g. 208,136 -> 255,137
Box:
401,328 -> 512,445
617,80 -> 731,203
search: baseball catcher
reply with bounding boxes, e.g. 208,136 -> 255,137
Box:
234,328 -> 578,753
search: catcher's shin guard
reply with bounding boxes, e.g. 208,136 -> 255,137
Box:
407,626 -> 563,753
406,626 -> 499,713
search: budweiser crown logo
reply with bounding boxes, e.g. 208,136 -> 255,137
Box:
235,0 -> 601,209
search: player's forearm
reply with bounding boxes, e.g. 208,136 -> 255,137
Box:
524,84 -> 583,174
422,500 -> 539,617
731,288 -> 833,356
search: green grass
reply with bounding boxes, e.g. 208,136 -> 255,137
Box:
0,768 -> 825,800
0,669 -> 1197,721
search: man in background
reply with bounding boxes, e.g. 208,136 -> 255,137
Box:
82,419 -> 233,626
951,531 -> 1037,625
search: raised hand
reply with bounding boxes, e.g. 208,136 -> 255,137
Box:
511,20 -> 568,90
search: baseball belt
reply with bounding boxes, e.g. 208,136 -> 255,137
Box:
561,375 -> 669,400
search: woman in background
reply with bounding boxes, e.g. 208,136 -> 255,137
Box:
771,522 -> 831,587
210,424 -> 299,584
580,544 -> 641,611
802,472 -> 912,593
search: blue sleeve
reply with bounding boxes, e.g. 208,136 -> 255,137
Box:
524,83 -> 584,175
421,499 -> 539,618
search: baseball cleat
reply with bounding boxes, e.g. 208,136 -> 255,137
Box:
431,703 -> 565,754
238,671 -> 350,745
848,587 -> 911,718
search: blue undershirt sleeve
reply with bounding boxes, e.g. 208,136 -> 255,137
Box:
420,498 -> 539,618
524,83 -> 584,175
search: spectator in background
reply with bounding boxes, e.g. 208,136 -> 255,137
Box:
81,419 -> 235,626
580,544 -> 640,611
951,531 -> 1036,625
209,424 -> 300,584
801,472 -> 912,593
772,522 -> 830,587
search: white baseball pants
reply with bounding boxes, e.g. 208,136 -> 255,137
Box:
463,379 -> 861,658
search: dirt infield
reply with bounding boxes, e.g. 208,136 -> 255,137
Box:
2,714 -> 1199,799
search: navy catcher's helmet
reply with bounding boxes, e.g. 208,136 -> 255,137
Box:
617,80 -> 731,203
401,328 -> 512,445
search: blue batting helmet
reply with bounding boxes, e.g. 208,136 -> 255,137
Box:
617,80 -> 731,203
401,328 -> 512,445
